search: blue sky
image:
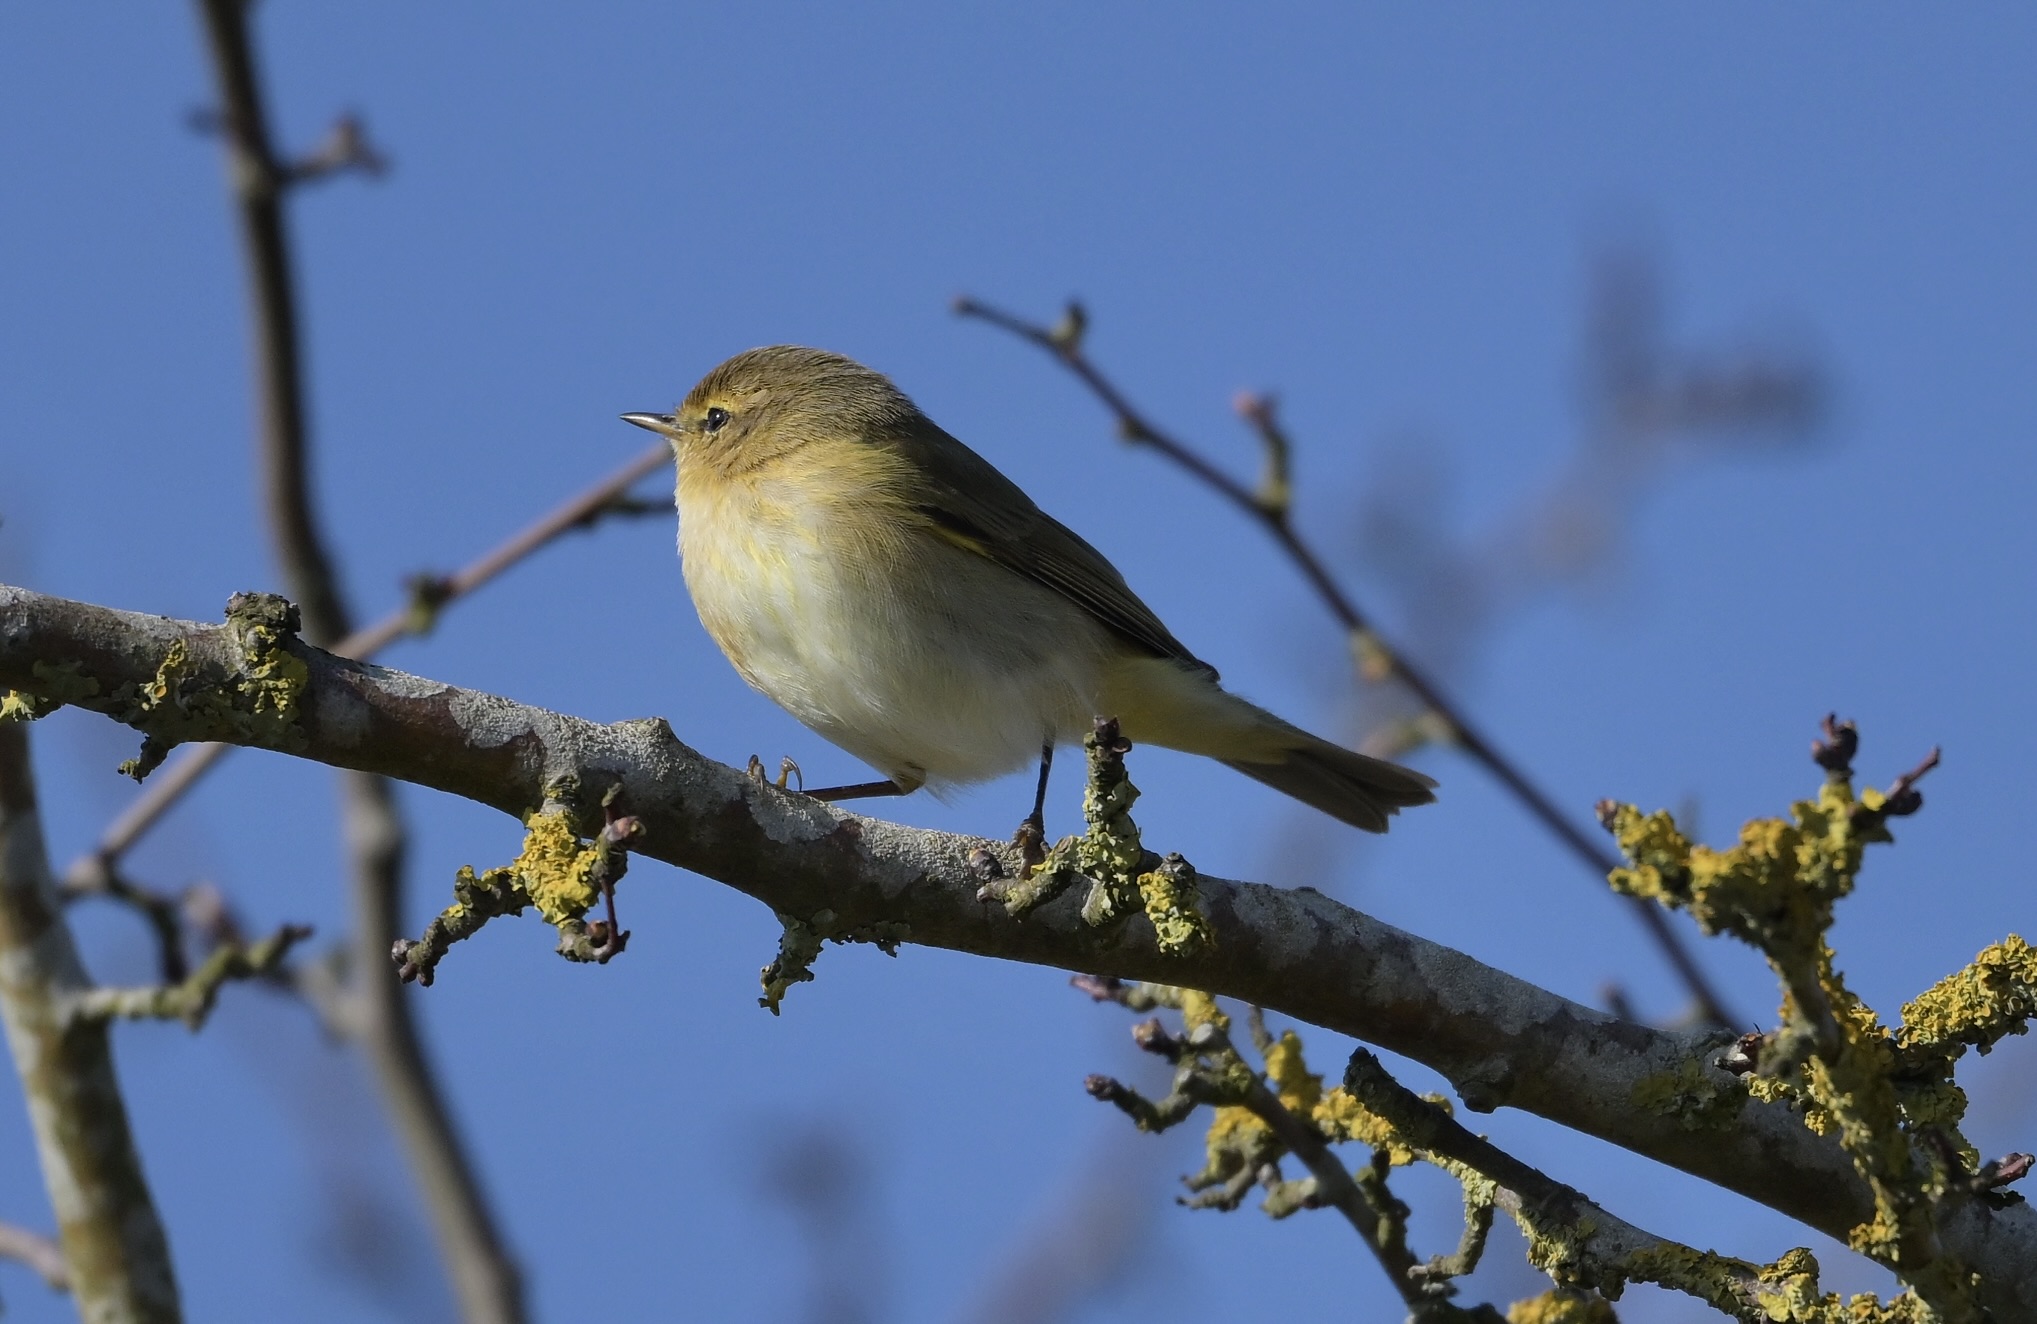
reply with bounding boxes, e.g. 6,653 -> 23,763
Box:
2,6 -> 2034,1321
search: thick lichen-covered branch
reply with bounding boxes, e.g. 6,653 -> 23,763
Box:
1,585 -> 2032,1318
107,592 -> 310,782
1087,979 -> 1950,1322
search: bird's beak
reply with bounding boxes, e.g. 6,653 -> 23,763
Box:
620,412 -> 681,437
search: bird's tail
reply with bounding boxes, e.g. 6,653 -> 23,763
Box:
1104,657 -> 1437,833
1218,739 -> 1435,833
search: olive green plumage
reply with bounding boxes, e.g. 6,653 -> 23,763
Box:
625,346 -> 1436,832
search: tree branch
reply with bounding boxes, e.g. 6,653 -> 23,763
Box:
2,584 -> 2032,1318
1340,1047 -> 1779,1317
0,726 -> 180,1322
193,0 -> 352,647
72,923 -> 310,1028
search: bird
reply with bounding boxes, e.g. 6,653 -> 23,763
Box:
623,346 -> 1436,837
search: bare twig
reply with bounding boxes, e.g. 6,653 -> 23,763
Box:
0,726 -> 180,1321
284,113 -> 388,185
193,0 -> 355,647
59,859 -> 191,983
954,296 -> 1735,1030
0,1220 -> 69,1293
191,4 -> 528,1320
73,923 -> 311,1028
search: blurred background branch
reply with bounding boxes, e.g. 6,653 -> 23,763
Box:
759,1121 -> 886,1324
190,2 -> 524,1319
1349,243 -> 1823,733
0,1220 -> 69,1297
0,726 -> 179,1322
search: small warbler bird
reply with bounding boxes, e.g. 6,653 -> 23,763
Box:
624,347 -> 1436,834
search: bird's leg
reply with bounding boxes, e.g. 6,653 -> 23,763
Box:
1013,742 -> 1054,868
804,779 -> 910,803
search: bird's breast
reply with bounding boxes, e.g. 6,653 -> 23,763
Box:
676,447 -> 917,679
674,449 -> 1109,786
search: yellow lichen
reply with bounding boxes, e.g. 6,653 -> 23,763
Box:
226,594 -> 310,736
1522,1210 -> 1602,1288
759,913 -> 823,1015
0,691 -> 53,722
494,807 -> 602,927
1897,935 -> 2036,1064
1179,989 -> 1228,1034
1262,1030 -> 1320,1114
1630,1057 -> 1745,1132
999,724 -> 1216,958
1137,854 -> 1213,956
408,793 -> 623,980
1311,1087 -> 1422,1166
755,909 -> 909,1014
1182,1101 -> 1282,1204
1,660 -> 99,722
104,594 -> 311,777
1507,1290 -> 1618,1324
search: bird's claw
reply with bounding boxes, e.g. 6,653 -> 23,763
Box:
1012,814 -> 1048,871
745,755 -> 803,791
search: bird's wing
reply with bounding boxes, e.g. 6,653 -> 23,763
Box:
882,416 -> 1216,676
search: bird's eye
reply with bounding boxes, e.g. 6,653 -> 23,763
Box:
703,407 -> 730,433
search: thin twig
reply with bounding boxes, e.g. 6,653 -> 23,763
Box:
72,924 -> 311,1029
59,859 -> 190,983
0,1220 -> 69,1292
192,4 -> 529,1321
954,296 -> 1735,1030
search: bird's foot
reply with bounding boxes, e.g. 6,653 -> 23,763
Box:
745,755 -> 803,790
1012,812 -> 1048,872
